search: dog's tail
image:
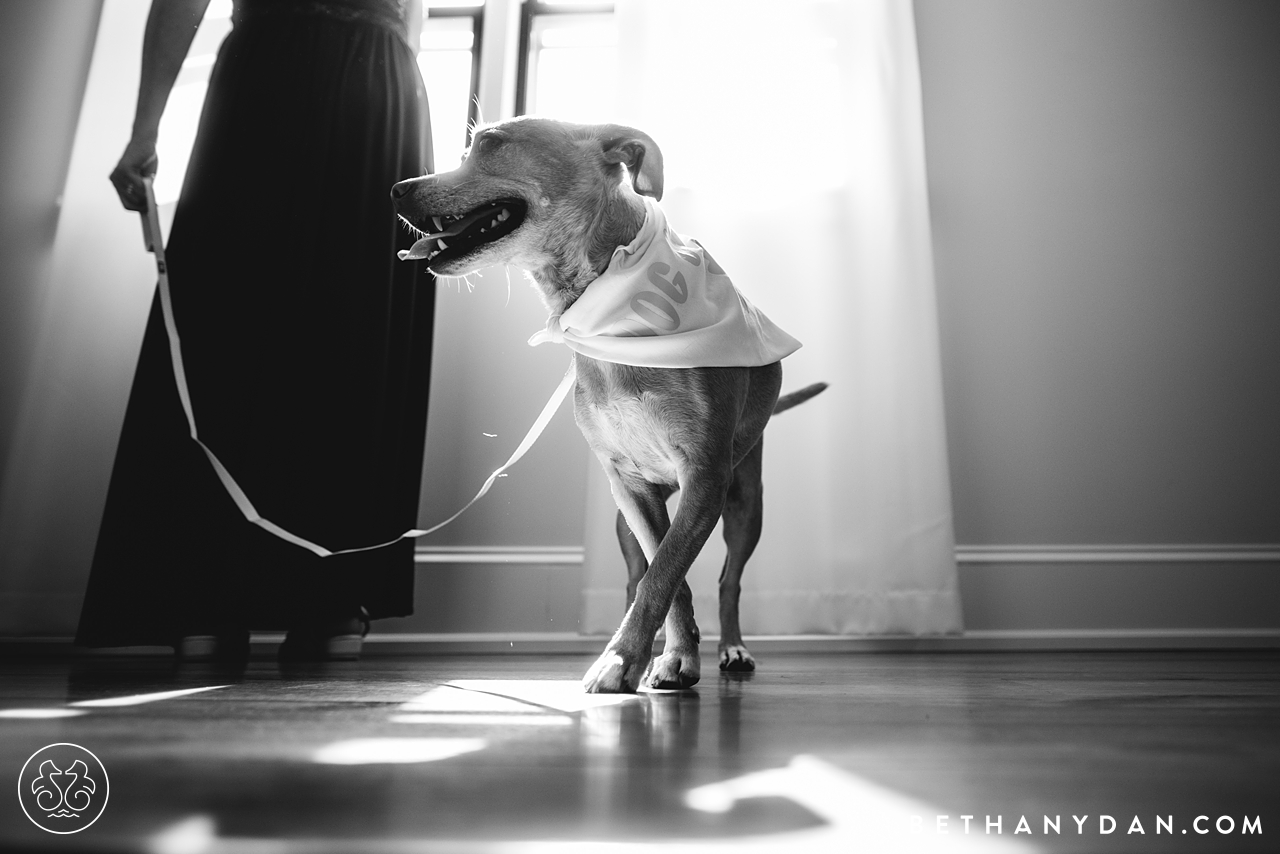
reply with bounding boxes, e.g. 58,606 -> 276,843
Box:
773,382 -> 828,415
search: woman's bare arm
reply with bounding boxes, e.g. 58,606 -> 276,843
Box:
111,0 -> 212,211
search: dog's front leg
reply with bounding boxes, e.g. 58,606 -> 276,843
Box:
585,465 -> 730,693
583,464 -> 671,693
643,472 -> 731,689
648,577 -> 701,689
617,510 -> 649,607
618,485 -> 677,606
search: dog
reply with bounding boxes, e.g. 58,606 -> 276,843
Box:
392,117 -> 825,693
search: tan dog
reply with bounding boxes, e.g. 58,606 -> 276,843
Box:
392,117 -> 824,693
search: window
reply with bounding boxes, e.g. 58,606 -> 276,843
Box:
155,1 -> 617,199
419,0 -> 484,169
515,1 -> 616,121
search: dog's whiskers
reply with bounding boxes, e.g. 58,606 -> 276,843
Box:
434,270 -> 480,293
398,215 -> 428,240
435,272 -> 466,292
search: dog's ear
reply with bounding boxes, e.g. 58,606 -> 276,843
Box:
598,126 -> 664,201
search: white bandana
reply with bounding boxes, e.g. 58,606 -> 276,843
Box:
528,196 -> 801,368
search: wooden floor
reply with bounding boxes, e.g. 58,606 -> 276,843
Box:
0,651 -> 1275,852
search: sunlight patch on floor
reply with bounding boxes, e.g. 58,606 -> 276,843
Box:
395,686 -> 575,726
390,713 -> 572,727
399,685 -> 546,713
0,708 -> 88,719
70,685 -> 229,708
311,738 -> 486,766
446,680 -> 642,713
147,814 -> 216,854
681,755 -> 1037,853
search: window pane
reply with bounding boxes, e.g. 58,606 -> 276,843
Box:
526,13 -> 617,124
418,13 -> 477,171
153,0 -> 479,199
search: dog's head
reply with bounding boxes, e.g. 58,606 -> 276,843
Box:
392,117 -> 663,303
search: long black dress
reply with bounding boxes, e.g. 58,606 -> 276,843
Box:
76,0 -> 435,647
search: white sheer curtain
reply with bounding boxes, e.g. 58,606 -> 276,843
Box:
580,0 -> 963,635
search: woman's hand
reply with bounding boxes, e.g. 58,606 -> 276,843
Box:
110,138 -> 159,212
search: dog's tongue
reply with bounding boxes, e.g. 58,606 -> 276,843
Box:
398,236 -> 439,261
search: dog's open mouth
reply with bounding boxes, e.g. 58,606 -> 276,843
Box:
398,198 -> 527,267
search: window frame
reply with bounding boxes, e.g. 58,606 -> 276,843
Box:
513,1 -> 615,118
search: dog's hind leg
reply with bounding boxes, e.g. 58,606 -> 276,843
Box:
718,439 -> 763,671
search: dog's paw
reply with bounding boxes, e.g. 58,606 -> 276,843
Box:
645,648 -> 701,689
719,644 -> 756,672
582,649 -> 649,694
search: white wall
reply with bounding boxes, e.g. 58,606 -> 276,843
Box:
0,0 -> 109,636
916,0 -> 1280,630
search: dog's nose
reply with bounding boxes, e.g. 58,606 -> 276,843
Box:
390,180 -> 413,201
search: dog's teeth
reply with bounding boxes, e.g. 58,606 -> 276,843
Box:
498,209 -> 509,222
437,238 -> 448,249
432,216 -> 443,231
490,219 -> 499,228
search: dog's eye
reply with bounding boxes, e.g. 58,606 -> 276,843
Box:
476,135 -> 505,155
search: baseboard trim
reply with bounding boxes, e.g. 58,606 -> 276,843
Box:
414,546 -> 584,565
5,629 -> 1278,658
411,544 -> 1280,567
314,629 -> 1280,654
956,544 -> 1280,564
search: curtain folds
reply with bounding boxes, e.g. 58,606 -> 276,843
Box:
581,0 -> 963,636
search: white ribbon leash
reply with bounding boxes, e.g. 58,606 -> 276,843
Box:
141,177 -> 574,557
